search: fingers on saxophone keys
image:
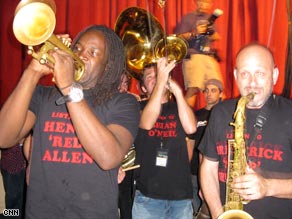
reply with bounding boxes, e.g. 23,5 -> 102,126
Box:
243,187 -> 253,196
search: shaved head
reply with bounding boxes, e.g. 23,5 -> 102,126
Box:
236,43 -> 275,69
234,42 -> 278,108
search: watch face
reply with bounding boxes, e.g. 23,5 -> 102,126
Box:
69,83 -> 84,102
55,83 -> 84,105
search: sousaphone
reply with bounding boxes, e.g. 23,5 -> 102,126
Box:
114,7 -> 188,79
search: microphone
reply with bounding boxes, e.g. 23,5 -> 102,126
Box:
208,9 -> 224,26
205,9 -> 223,35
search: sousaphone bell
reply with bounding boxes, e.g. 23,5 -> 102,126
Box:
114,7 -> 188,79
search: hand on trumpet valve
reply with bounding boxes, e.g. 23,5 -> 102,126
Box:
26,56 -> 54,81
56,34 -> 72,47
49,48 -> 75,90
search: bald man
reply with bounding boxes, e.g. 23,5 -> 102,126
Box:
199,43 -> 292,219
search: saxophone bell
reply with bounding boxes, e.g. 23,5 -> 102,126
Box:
217,209 -> 253,219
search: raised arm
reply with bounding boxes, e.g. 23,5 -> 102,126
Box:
167,78 -> 197,134
139,58 -> 176,130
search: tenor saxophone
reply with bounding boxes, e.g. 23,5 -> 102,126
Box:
218,93 -> 255,219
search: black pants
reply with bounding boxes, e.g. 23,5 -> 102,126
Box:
118,170 -> 134,219
1,169 -> 26,219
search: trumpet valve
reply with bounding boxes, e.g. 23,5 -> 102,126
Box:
27,46 -> 34,55
60,37 -> 71,47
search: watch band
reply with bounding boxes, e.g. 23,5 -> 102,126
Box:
56,83 -> 83,105
56,95 -> 72,105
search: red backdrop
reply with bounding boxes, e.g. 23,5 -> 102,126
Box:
0,0 -> 289,109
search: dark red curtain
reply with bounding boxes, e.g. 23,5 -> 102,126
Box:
0,0 -> 289,109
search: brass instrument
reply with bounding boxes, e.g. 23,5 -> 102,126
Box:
13,0 -> 84,81
122,147 -> 140,171
114,7 -> 188,79
218,93 -> 255,219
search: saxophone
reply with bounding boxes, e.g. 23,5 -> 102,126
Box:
218,93 -> 255,219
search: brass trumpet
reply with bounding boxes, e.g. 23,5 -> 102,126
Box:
13,0 -> 84,81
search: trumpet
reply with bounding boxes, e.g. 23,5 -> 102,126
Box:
13,0 -> 84,81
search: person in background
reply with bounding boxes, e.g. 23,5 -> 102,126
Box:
118,72 -> 139,219
199,43 -> 292,219
0,25 -> 140,219
175,0 -> 223,108
188,78 -> 223,218
119,72 -> 131,93
0,140 -> 27,219
132,58 -> 197,219
119,72 -> 141,101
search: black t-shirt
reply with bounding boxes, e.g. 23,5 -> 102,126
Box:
26,85 -> 140,219
134,101 -> 193,200
198,95 -> 292,219
190,108 -> 211,175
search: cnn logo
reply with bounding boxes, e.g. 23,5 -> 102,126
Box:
3,209 -> 19,217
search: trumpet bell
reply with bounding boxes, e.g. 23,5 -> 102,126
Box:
13,0 -> 56,46
12,0 -> 85,82
155,35 -> 188,63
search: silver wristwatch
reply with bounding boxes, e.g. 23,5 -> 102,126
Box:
56,83 -> 84,105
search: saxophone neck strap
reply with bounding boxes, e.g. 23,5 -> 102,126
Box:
254,111 -> 267,131
247,95 -> 275,162
253,94 -> 275,132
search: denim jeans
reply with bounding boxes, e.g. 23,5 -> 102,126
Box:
132,190 -> 193,219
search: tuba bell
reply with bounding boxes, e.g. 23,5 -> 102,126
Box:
13,0 -> 84,81
114,7 -> 188,79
